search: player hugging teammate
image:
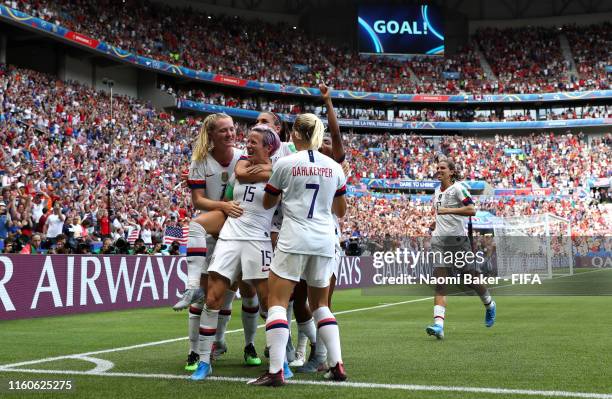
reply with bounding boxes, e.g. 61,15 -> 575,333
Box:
176,85 -> 348,386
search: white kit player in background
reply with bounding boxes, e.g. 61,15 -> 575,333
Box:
248,113 -> 348,387
190,124 -> 282,381
172,113 -> 245,372
425,157 -> 496,340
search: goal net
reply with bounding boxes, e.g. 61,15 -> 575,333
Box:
493,213 -> 574,279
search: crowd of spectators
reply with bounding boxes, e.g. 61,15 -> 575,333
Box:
6,0 -> 610,95
0,63 -> 230,254
172,87 -> 611,123
0,63 -> 609,256
344,132 -> 611,192
564,23 -> 611,86
341,195 -> 611,248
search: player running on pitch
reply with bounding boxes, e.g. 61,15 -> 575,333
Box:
426,157 -> 496,340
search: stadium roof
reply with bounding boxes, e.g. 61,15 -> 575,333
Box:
179,0 -> 612,20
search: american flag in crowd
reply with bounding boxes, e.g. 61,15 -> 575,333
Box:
163,225 -> 189,245
127,226 -> 141,245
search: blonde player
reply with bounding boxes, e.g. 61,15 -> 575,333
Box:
190,124 -> 282,380
174,113 -> 245,371
426,158 -> 496,340
248,113 -> 348,387
294,84 -> 346,371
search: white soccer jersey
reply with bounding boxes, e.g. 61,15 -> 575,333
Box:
270,142 -> 296,231
271,142 -> 296,164
432,181 -> 474,237
265,150 -> 346,257
219,175 -> 277,241
187,148 -> 243,210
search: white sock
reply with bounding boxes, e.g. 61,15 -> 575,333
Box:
198,306 -> 219,363
241,295 -> 259,346
215,289 -> 235,342
297,318 -> 317,346
286,299 -> 294,340
480,291 -> 494,309
266,305 -> 289,374
186,222 -> 207,289
188,302 -> 203,354
313,306 -> 342,367
296,331 -> 308,356
434,305 -> 446,327
314,328 -> 328,359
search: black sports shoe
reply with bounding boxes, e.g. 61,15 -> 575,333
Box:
185,351 -> 199,371
324,362 -> 347,381
247,370 -> 284,387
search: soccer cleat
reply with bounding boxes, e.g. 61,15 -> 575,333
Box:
289,350 -> 305,367
172,288 -> 204,311
190,361 -> 212,381
212,341 -> 227,359
426,324 -> 445,339
244,343 -> 262,366
286,335 -> 296,363
485,301 -> 496,328
247,370 -> 284,387
324,362 -> 347,381
296,355 -> 326,373
184,351 -> 199,371
283,361 -> 293,380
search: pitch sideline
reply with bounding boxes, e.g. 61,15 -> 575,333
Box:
1,368 -> 611,399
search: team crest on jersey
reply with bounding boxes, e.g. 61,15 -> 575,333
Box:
221,172 -> 229,182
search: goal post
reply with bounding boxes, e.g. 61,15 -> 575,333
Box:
493,213 -> 573,279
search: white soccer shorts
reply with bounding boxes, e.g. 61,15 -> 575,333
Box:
208,239 -> 272,284
270,250 -> 335,288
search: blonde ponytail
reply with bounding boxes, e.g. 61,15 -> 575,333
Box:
292,113 -> 325,150
192,113 -> 231,162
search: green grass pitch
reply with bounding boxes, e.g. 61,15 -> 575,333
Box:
1,286 -> 611,399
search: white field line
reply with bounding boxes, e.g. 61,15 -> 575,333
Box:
1,368 -> 611,399
0,297 -> 432,370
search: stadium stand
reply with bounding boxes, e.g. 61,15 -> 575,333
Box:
6,0 -> 610,94
1,64 -> 609,255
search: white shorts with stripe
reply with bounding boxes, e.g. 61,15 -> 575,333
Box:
208,239 -> 272,284
270,250 -> 335,288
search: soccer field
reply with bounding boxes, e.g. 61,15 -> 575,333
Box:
1,288 -> 611,399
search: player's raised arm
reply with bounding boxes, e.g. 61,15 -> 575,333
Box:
320,83 -> 345,163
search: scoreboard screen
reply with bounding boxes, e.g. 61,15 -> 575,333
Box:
357,5 -> 445,55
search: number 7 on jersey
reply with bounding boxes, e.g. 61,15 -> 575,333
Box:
305,183 -> 319,219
